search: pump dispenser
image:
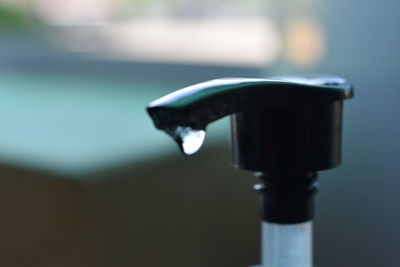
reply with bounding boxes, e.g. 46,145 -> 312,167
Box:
147,75 -> 353,267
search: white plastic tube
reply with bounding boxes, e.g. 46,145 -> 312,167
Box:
262,221 -> 312,267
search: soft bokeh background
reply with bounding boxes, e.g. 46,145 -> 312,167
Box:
0,0 -> 398,267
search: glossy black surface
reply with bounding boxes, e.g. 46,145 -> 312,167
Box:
147,75 -> 353,223
147,76 -> 352,133
231,101 -> 343,173
255,172 -> 318,223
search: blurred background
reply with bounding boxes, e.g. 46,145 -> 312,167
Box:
0,0 -> 398,266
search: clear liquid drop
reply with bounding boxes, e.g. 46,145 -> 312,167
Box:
174,126 -> 206,155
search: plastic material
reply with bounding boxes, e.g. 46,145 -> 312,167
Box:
147,75 -> 352,173
147,74 -> 353,267
146,75 -> 353,223
147,76 -> 352,133
231,100 -> 344,173
255,172 -> 318,223
262,221 -> 312,267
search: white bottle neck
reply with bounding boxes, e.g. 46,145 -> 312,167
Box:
262,221 -> 313,267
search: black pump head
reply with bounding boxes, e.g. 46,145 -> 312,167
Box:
147,75 -> 352,173
147,75 -> 353,223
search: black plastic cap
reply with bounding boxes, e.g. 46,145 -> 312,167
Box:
231,101 -> 343,173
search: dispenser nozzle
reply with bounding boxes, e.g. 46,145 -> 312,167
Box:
146,74 -> 353,267
147,75 -> 352,172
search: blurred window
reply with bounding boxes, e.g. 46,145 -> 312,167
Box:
0,0 -> 280,67
0,0 -> 326,69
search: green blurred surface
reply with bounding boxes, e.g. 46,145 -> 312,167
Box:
0,71 -> 229,176
0,4 -> 38,29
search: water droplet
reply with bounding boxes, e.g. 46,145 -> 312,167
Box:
174,126 -> 206,155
